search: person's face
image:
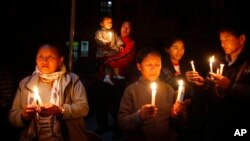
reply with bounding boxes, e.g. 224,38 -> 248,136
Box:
137,53 -> 162,81
120,21 -> 131,37
100,17 -> 112,30
36,45 -> 63,74
166,40 -> 185,63
220,31 -> 245,55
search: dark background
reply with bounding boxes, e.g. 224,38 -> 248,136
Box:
1,0 -> 250,74
1,0 -> 250,140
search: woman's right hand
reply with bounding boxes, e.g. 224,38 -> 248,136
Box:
21,105 -> 37,121
139,104 -> 158,121
185,71 -> 205,86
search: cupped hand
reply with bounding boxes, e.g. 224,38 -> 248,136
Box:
39,103 -> 62,117
139,104 -> 158,121
209,72 -> 230,89
21,104 -> 38,121
172,99 -> 191,117
185,71 -> 205,86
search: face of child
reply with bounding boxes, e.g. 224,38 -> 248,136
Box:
166,40 -> 185,63
120,21 -> 132,37
36,45 -> 63,74
100,17 -> 112,30
137,53 -> 162,81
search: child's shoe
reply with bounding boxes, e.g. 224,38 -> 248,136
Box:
103,75 -> 115,85
113,75 -> 125,80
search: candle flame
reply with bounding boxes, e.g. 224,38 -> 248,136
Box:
209,56 -> 214,63
33,86 -> 43,106
151,82 -> 157,105
151,82 -> 157,90
108,32 -> 112,40
34,86 -> 39,99
178,80 -> 184,86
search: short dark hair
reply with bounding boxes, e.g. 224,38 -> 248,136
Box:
100,15 -> 112,23
37,41 -> 64,58
219,23 -> 246,37
136,47 -> 161,64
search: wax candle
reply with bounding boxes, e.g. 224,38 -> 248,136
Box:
216,68 -> 219,75
190,60 -> 196,72
151,82 -> 157,105
33,86 -> 43,106
108,32 -> 112,41
219,64 -> 224,75
209,56 -> 214,73
177,80 -> 185,102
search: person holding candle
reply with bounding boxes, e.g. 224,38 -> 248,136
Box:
160,35 -> 192,93
185,23 -> 250,140
159,35 -> 194,140
93,20 -> 136,138
95,15 -> 124,85
8,42 -> 90,141
118,47 -> 188,141
104,20 -> 137,82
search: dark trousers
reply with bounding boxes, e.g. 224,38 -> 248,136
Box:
94,79 -> 126,133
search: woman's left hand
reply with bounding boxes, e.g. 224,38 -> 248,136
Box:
172,99 -> 191,117
39,103 -> 62,117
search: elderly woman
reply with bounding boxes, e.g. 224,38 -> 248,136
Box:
9,42 -> 89,141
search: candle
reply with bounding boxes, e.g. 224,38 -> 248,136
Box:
216,68 -> 219,75
219,64 -> 224,75
176,80 -> 185,102
108,32 -> 112,41
33,86 -> 43,106
151,82 -> 157,105
190,60 -> 196,72
209,56 -> 214,73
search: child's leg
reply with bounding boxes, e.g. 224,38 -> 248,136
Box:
113,67 -> 125,80
103,67 -> 115,85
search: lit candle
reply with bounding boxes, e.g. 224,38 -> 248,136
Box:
151,82 -> 157,105
108,32 -> 112,41
209,56 -> 214,73
176,80 -> 185,102
216,68 -> 219,75
190,60 -> 196,72
33,86 -> 43,106
219,64 -> 224,75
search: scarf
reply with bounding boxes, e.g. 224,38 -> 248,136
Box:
26,65 -> 66,139
28,65 -> 66,106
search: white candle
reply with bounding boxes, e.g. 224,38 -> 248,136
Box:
177,80 -> 185,102
151,82 -> 157,105
216,68 -> 219,75
209,56 -> 214,73
190,60 -> 196,72
219,64 -> 224,75
33,86 -> 43,106
108,32 -> 112,41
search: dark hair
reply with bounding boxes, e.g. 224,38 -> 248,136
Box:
163,35 -> 185,49
136,47 -> 161,64
219,23 -> 246,37
100,15 -> 112,23
37,41 -> 64,58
